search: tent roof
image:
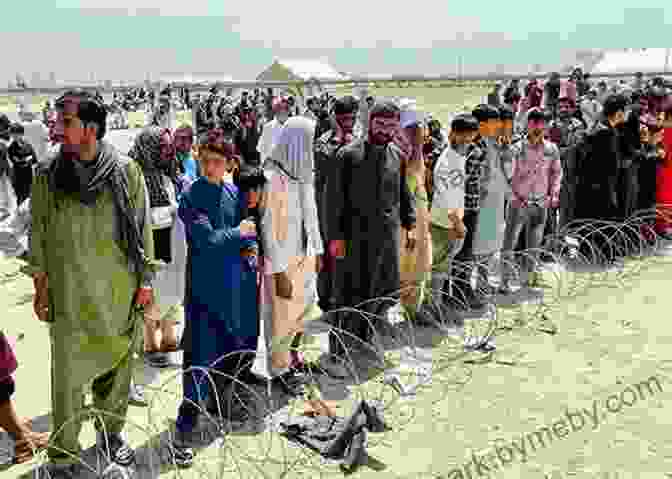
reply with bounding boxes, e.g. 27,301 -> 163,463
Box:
274,59 -> 347,80
590,48 -> 671,75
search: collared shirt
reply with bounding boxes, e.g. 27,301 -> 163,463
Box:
508,139 -> 562,208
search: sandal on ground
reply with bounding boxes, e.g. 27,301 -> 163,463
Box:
128,382 -> 148,407
96,431 -> 135,467
144,351 -> 170,368
170,443 -> 195,469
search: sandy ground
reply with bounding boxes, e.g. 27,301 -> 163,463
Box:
2,247 -> 672,478
3,89 -> 672,478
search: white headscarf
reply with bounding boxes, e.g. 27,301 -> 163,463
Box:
266,116 -> 322,256
271,116 -> 316,184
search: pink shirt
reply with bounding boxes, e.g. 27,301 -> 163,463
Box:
509,140 -> 562,208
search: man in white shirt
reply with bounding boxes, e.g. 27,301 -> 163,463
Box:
17,102 -> 49,165
427,114 -> 479,309
256,96 -> 291,166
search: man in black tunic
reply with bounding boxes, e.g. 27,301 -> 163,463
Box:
234,102 -> 262,168
549,96 -> 586,231
327,102 -> 417,351
7,123 -> 37,205
574,94 -> 627,263
314,96 -> 359,313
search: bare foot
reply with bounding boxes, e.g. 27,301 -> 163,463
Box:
13,430 -> 50,464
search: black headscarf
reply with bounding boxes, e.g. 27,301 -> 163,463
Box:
128,126 -> 173,208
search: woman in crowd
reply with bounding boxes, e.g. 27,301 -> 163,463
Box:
255,116 -> 323,396
129,127 -> 181,369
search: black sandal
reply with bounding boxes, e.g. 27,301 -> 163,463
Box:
144,352 -> 170,368
171,443 -> 195,468
96,432 -> 135,467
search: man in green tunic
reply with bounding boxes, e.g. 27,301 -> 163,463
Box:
28,90 -> 157,477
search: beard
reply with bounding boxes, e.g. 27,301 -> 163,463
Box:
52,154 -> 82,195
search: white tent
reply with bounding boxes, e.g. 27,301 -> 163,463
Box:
256,59 -> 348,97
590,48 -> 672,75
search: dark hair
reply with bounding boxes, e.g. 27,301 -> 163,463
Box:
450,114 -> 479,132
54,89 -> 108,140
332,95 -> 359,115
235,165 -> 267,192
527,108 -> 546,123
369,101 -> 400,119
472,104 -> 499,122
9,123 -> 24,135
499,106 -> 514,121
198,141 -> 238,160
603,94 -> 627,118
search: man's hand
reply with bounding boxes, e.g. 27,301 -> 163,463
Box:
239,219 -> 256,236
32,273 -> 49,322
446,211 -> 466,239
274,272 -> 293,299
135,287 -> 154,308
329,240 -> 346,259
405,229 -> 417,251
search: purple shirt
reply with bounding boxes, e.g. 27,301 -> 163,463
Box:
0,331 -> 18,382
509,140 -> 562,208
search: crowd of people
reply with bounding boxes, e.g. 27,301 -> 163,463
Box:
1,67 -> 672,477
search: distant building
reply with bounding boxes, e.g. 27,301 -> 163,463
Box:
256,59 -> 349,97
590,48 -> 671,75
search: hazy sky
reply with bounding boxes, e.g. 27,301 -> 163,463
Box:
2,1 -> 670,86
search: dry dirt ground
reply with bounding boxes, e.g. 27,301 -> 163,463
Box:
3,88 -> 672,478
2,249 -> 672,479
